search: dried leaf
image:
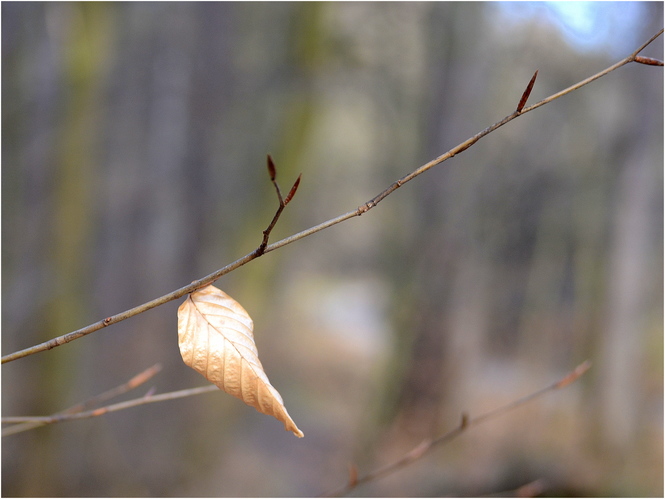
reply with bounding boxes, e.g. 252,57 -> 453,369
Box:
177,285 -> 303,437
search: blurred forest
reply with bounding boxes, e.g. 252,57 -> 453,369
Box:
2,2 -> 663,497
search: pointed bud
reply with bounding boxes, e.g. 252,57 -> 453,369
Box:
284,174 -> 302,205
634,55 -> 664,66
267,155 -> 277,181
516,70 -> 538,113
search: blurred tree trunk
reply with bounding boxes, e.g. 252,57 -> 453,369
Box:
596,24 -> 663,450
4,3 -> 113,495
368,2 -> 488,458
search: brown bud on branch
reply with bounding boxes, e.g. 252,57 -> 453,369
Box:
634,55 -> 664,66
267,154 -> 277,181
516,70 -> 539,113
284,174 -> 302,206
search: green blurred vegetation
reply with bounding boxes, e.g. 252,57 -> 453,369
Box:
2,3 -> 662,497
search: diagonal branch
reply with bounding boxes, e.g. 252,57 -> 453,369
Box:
2,363 -> 163,436
322,361 -> 592,497
2,382 -> 219,434
2,29 -> 662,365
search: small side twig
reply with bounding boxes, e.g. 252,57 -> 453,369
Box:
491,478 -> 548,497
2,363 -> 162,436
257,155 -> 302,256
322,360 -> 592,497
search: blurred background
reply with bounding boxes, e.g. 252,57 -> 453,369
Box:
2,2 -> 662,497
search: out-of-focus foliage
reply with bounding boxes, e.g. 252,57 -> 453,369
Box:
2,3 -> 662,496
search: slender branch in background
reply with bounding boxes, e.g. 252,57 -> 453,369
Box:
2,363 -> 162,436
493,478 -> 548,498
634,55 -> 664,66
322,361 -> 592,497
2,380 -> 219,433
2,29 -> 662,365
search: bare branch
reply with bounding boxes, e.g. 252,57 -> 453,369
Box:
498,478 -> 548,497
322,361 -> 592,497
2,384 -> 219,433
257,155 -> 302,256
2,29 -> 662,365
2,364 -> 163,436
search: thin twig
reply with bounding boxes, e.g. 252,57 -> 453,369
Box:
322,361 -> 592,497
2,384 -> 219,430
2,29 -> 661,365
489,478 -> 548,497
2,363 -> 162,436
258,155 -> 302,256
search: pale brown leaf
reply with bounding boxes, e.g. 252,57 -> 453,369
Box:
177,284 -> 303,437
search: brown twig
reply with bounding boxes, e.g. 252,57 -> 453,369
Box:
2,363 -> 162,436
257,155 -> 302,256
322,361 -> 592,497
2,383 -> 219,432
2,29 -> 662,365
490,478 -> 548,497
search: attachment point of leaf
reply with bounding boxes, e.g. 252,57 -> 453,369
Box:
516,69 -> 538,113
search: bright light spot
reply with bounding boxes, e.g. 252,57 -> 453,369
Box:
492,2 -> 649,57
